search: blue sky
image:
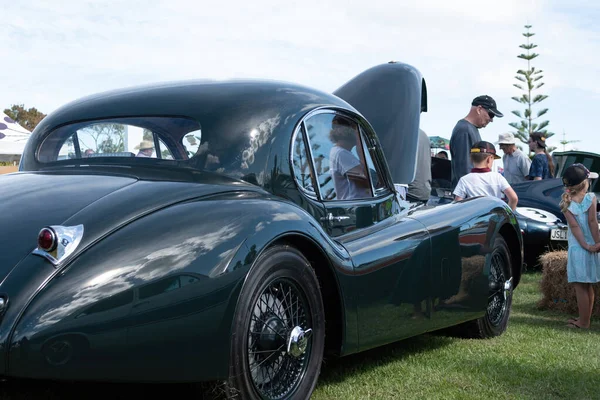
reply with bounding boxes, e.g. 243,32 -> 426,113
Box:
3,0 -> 599,155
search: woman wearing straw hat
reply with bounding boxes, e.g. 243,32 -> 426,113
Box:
496,132 -> 531,185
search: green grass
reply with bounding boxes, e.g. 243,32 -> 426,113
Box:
312,272 -> 600,400
1,272 -> 598,399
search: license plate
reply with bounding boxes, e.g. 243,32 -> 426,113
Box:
551,228 -> 568,241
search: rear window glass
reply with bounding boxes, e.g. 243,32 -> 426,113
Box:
37,116 -> 202,163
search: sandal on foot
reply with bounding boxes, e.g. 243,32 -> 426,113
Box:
566,321 -> 589,329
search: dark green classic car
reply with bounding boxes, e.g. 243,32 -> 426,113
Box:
0,62 -> 523,399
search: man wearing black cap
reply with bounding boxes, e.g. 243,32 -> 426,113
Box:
450,95 -> 503,188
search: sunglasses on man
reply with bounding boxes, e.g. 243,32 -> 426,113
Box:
479,106 -> 494,119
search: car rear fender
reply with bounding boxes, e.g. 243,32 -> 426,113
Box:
6,193 -> 350,381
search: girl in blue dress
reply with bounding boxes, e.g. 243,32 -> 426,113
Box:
559,164 -> 600,329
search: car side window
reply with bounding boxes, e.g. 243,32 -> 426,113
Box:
359,126 -> 387,194
182,129 -> 202,157
157,138 -> 174,160
292,125 -> 317,196
304,113 -> 373,201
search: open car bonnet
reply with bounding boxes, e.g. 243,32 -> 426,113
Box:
333,61 -> 428,185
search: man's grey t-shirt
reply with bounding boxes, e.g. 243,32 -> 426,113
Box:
408,129 -> 432,201
450,119 -> 481,188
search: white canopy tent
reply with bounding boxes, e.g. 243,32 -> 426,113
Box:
0,112 -> 31,163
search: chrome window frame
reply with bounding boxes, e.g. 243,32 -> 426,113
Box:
290,107 -> 392,202
357,124 -> 392,198
290,121 -> 320,200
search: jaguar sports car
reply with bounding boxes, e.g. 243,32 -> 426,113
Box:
0,62 -> 523,399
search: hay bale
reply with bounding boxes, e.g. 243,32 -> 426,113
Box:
537,250 -> 600,316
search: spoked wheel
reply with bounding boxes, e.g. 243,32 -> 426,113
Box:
487,248 -> 512,328
462,236 -> 513,338
248,279 -> 313,398
226,245 -> 325,400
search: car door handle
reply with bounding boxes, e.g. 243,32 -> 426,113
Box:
320,213 -> 350,222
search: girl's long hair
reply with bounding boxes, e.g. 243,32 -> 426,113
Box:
530,133 -> 555,177
560,180 -> 588,213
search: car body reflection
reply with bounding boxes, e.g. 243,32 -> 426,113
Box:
34,273 -> 205,367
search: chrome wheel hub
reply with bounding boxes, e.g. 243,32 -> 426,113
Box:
287,326 -> 312,358
503,277 -> 513,301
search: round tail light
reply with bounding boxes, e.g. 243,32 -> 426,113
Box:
38,227 -> 57,252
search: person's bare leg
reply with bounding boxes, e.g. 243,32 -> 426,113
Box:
589,285 -> 595,324
572,283 -> 592,328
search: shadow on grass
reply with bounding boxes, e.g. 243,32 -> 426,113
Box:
0,380 -> 219,400
510,275 -> 600,333
318,333 -> 455,384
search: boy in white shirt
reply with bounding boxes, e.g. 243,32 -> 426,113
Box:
453,141 -> 518,210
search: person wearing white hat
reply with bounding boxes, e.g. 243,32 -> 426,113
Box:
496,132 -> 531,185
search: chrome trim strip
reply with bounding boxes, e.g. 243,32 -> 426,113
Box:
299,120 -> 322,200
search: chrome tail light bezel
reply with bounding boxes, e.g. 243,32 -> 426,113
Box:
32,225 -> 84,266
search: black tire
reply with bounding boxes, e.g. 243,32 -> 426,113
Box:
225,245 -> 325,399
461,236 -> 513,338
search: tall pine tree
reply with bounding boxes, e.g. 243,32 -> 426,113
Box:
509,24 -> 554,151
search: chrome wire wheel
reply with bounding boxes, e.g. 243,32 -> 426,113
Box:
487,249 -> 511,327
247,278 -> 312,400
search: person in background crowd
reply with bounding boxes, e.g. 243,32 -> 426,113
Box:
407,129 -> 432,204
450,95 -> 503,188
559,163 -> 600,329
527,133 -> 554,180
453,141 -> 518,211
496,132 -> 531,185
435,150 -> 448,159
135,140 -> 155,158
